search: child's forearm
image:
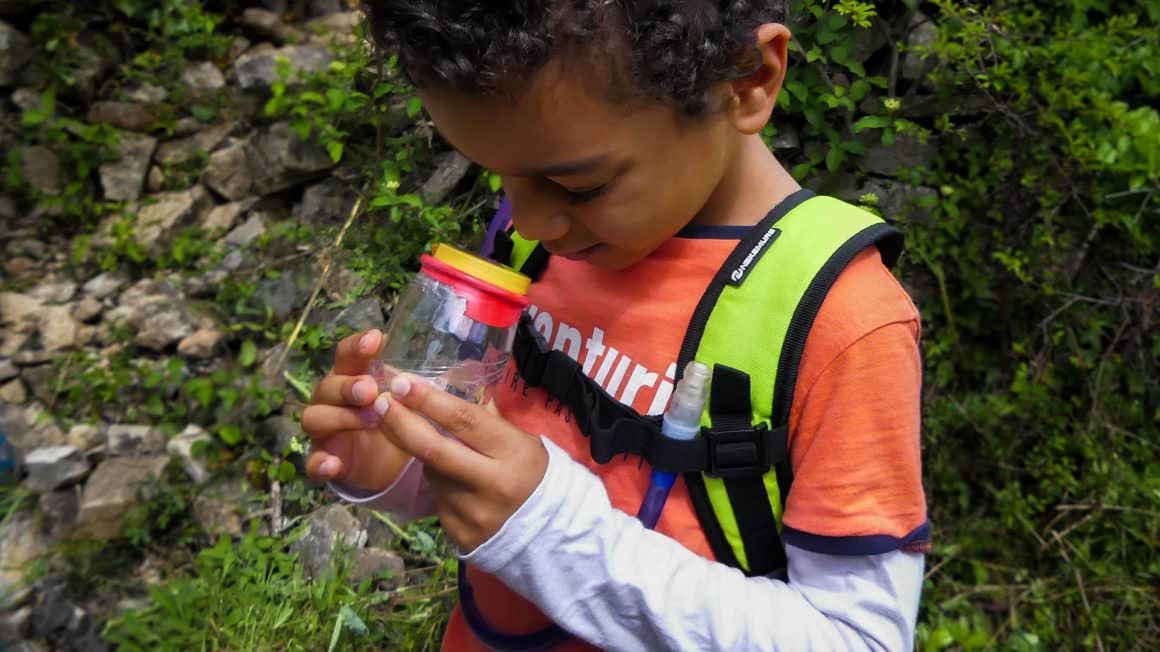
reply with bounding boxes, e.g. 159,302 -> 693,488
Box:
464,438 -> 923,652
329,456 -> 435,522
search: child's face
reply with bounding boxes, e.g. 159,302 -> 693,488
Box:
420,65 -> 741,270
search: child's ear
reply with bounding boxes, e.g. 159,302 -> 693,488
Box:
728,23 -> 792,135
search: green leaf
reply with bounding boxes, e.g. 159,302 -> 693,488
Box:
274,460 -> 297,483
488,173 -> 503,192
300,91 -> 326,105
190,105 -> 216,122
849,80 -> 871,102
853,115 -> 891,132
239,339 -> 258,367
340,606 -> 368,636
218,424 -> 242,446
804,107 -> 825,130
825,147 -> 845,172
326,141 -> 344,164
785,80 -> 809,102
406,96 -> 423,118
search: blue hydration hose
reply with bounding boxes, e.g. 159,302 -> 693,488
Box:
637,361 -> 711,529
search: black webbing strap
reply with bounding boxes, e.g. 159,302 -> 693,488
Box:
709,365 -> 788,575
519,243 -> 551,281
490,227 -> 514,265
512,316 -> 784,475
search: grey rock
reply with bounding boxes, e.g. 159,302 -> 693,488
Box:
126,83 -> 168,104
291,504 -> 367,579
0,512 -> 46,609
71,296 -> 103,323
0,358 -> 16,382
768,123 -> 800,152
87,101 -> 157,132
902,13 -> 939,82
65,424 -> 102,453
307,0 -> 346,17
305,11 -> 361,45
355,507 -> 399,549
0,605 -> 31,642
203,139 -> 253,200
240,8 -> 306,44
254,272 -> 313,320
106,424 -> 165,457
147,165 -> 166,192
155,122 -> 236,166
3,257 -> 36,277
38,489 -> 79,540
862,135 -> 938,176
0,378 -> 25,403
83,273 -> 126,300
193,479 -> 246,536
0,194 -> 15,219
67,38 -> 116,100
0,20 -> 31,87
201,199 -> 252,232
24,446 -> 89,493
167,424 -> 212,485
219,248 -> 245,273
177,328 -> 225,359
296,178 -> 355,225
173,116 -> 209,137
11,88 -> 40,113
248,122 -> 334,195
135,186 -> 212,253
5,239 -> 45,259
29,281 -> 77,304
235,43 -> 333,90
224,213 -> 267,248
18,146 -> 61,195
17,365 -> 50,403
11,350 -> 50,366
4,641 -> 50,652
324,266 -> 366,302
0,404 -> 64,457
259,415 -> 299,455
39,305 -> 80,352
348,547 -> 405,587
420,151 -> 474,204
334,298 -> 385,334
135,301 -> 198,352
100,132 -> 157,202
0,293 -> 42,330
181,61 -> 225,90
76,456 -> 170,539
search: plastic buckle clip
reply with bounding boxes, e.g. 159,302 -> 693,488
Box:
706,425 -> 771,479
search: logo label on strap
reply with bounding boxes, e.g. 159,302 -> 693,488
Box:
728,227 -> 781,286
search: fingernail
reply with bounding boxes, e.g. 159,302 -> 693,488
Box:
320,457 -> 339,479
359,329 -> 380,352
389,375 -> 412,398
352,379 -> 374,403
373,393 -> 390,417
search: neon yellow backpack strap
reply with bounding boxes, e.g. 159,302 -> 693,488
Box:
678,193 -> 903,575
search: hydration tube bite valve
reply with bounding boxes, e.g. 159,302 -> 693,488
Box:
636,361 -> 712,529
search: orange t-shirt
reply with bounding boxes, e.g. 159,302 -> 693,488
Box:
444,198 -> 929,650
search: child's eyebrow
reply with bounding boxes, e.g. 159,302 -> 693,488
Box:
515,155 -> 610,177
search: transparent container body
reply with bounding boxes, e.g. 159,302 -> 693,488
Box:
370,270 -> 518,405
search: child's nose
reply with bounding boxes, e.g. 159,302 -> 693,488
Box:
505,187 -> 571,241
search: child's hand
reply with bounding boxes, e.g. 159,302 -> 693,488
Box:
374,373 -> 549,552
302,329 -> 412,492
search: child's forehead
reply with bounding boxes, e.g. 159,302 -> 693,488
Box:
420,67 -> 653,174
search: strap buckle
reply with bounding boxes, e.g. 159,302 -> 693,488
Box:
706,424 -> 771,479
513,314 -> 549,386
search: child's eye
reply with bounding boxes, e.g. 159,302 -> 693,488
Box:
561,183 -> 608,204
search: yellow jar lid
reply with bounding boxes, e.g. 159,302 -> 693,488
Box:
431,244 -> 531,295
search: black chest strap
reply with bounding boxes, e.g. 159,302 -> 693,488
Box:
512,315 -> 786,477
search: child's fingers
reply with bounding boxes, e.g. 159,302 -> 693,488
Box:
301,404 -> 380,436
306,450 -> 344,482
310,373 -> 379,407
375,391 -> 491,486
332,329 -> 384,376
385,374 -> 508,457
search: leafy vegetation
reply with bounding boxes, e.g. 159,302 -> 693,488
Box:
2,0 -> 1155,650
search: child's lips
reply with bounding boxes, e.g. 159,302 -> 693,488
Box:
560,244 -> 601,261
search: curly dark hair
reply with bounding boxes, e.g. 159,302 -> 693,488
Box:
362,1 -> 788,116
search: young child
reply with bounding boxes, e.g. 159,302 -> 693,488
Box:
302,2 -> 929,650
